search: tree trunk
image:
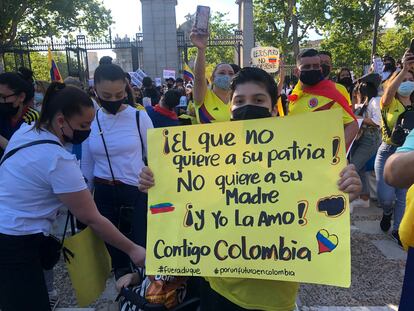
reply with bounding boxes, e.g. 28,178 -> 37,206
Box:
0,53 -> 4,73
292,0 -> 299,60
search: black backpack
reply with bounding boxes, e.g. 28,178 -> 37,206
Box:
383,105 -> 414,146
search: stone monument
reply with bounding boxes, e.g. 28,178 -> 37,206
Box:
140,0 -> 179,78
237,0 -> 255,68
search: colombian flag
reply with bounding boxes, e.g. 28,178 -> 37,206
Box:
48,47 -> 63,82
183,62 -> 194,81
268,55 -> 278,63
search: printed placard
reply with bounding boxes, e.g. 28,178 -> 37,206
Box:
163,69 -> 176,79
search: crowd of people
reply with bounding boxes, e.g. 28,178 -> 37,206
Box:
0,23 -> 413,311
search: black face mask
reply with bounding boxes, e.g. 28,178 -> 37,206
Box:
0,102 -> 19,119
61,120 -> 91,145
383,63 -> 395,72
98,97 -> 126,115
232,105 -> 271,121
338,77 -> 353,87
321,64 -> 331,78
300,70 -> 324,86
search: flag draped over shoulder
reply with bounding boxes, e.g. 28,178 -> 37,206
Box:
183,62 -> 194,81
48,47 -> 63,82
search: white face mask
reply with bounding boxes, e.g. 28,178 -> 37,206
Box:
397,81 -> 414,97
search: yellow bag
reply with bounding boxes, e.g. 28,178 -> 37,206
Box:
400,185 -> 414,250
63,227 -> 111,307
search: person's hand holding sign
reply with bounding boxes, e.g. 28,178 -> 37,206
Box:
337,164 -> 362,202
139,166 -> 155,193
139,165 -> 361,201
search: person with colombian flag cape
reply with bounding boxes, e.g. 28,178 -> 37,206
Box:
288,49 -> 358,150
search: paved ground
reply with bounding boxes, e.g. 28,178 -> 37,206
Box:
54,201 -> 407,310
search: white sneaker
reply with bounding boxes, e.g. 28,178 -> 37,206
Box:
350,198 -> 370,209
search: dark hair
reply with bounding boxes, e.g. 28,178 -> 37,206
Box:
176,77 -> 184,83
125,72 -> 132,84
0,72 -> 34,104
297,49 -> 319,63
338,67 -> 352,78
142,77 -> 153,88
17,67 -> 34,84
211,63 -> 232,80
383,55 -> 396,65
99,56 -> 113,65
35,82 -> 93,130
230,67 -> 278,107
319,51 -> 332,59
162,89 -> 181,110
355,82 -> 378,103
230,64 -> 241,74
94,64 -> 126,84
125,83 -> 137,107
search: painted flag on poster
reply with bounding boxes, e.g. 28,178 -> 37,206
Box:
183,62 -> 194,81
268,56 -> 278,63
48,47 -> 63,82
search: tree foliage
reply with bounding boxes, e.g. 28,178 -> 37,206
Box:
253,0 -> 325,61
319,0 -> 414,70
253,0 -> 414,69
0,0 -> 112,47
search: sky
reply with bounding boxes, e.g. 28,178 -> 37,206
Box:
99,0 -> 394,59
103,0 -> 395,39
104,0 -> 238,38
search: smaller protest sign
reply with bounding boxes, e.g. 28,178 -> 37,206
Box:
251,47 -> 280,73
163,69 -> 176,80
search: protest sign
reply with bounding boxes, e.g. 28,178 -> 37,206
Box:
146,109 -> 351,287
163,69 -> 176,79
251,47 -> 280,73
129,69 -> 147,87
155,77 -> 162,87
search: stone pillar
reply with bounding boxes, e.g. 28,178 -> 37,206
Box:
237,0 -> 254,68
140,0 -> 178,78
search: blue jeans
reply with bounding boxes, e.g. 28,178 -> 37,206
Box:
374,142 -> 407,231
350,128 -> 381,195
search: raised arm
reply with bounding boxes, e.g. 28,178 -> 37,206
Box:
190,27 -> 209,104
382,51 -> 414,107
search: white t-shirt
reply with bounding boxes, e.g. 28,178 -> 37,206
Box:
0,126 -> 87,236
82,106 -> 154,188
355,97 -> 382,126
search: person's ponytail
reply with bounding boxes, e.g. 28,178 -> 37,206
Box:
35,82 -> 93,130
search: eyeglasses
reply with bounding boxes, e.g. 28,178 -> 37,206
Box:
0,93 -> 17,103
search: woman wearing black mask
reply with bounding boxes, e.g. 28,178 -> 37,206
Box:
82,64 -> 153,279
337,67 -> 354,95
0,72 -> 38,157
0,83 -> 145,311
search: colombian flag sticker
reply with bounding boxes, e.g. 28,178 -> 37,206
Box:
150,203 -> 175,214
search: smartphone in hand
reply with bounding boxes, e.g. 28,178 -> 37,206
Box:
195,5 -> 210,33
409,38 -> 414,69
